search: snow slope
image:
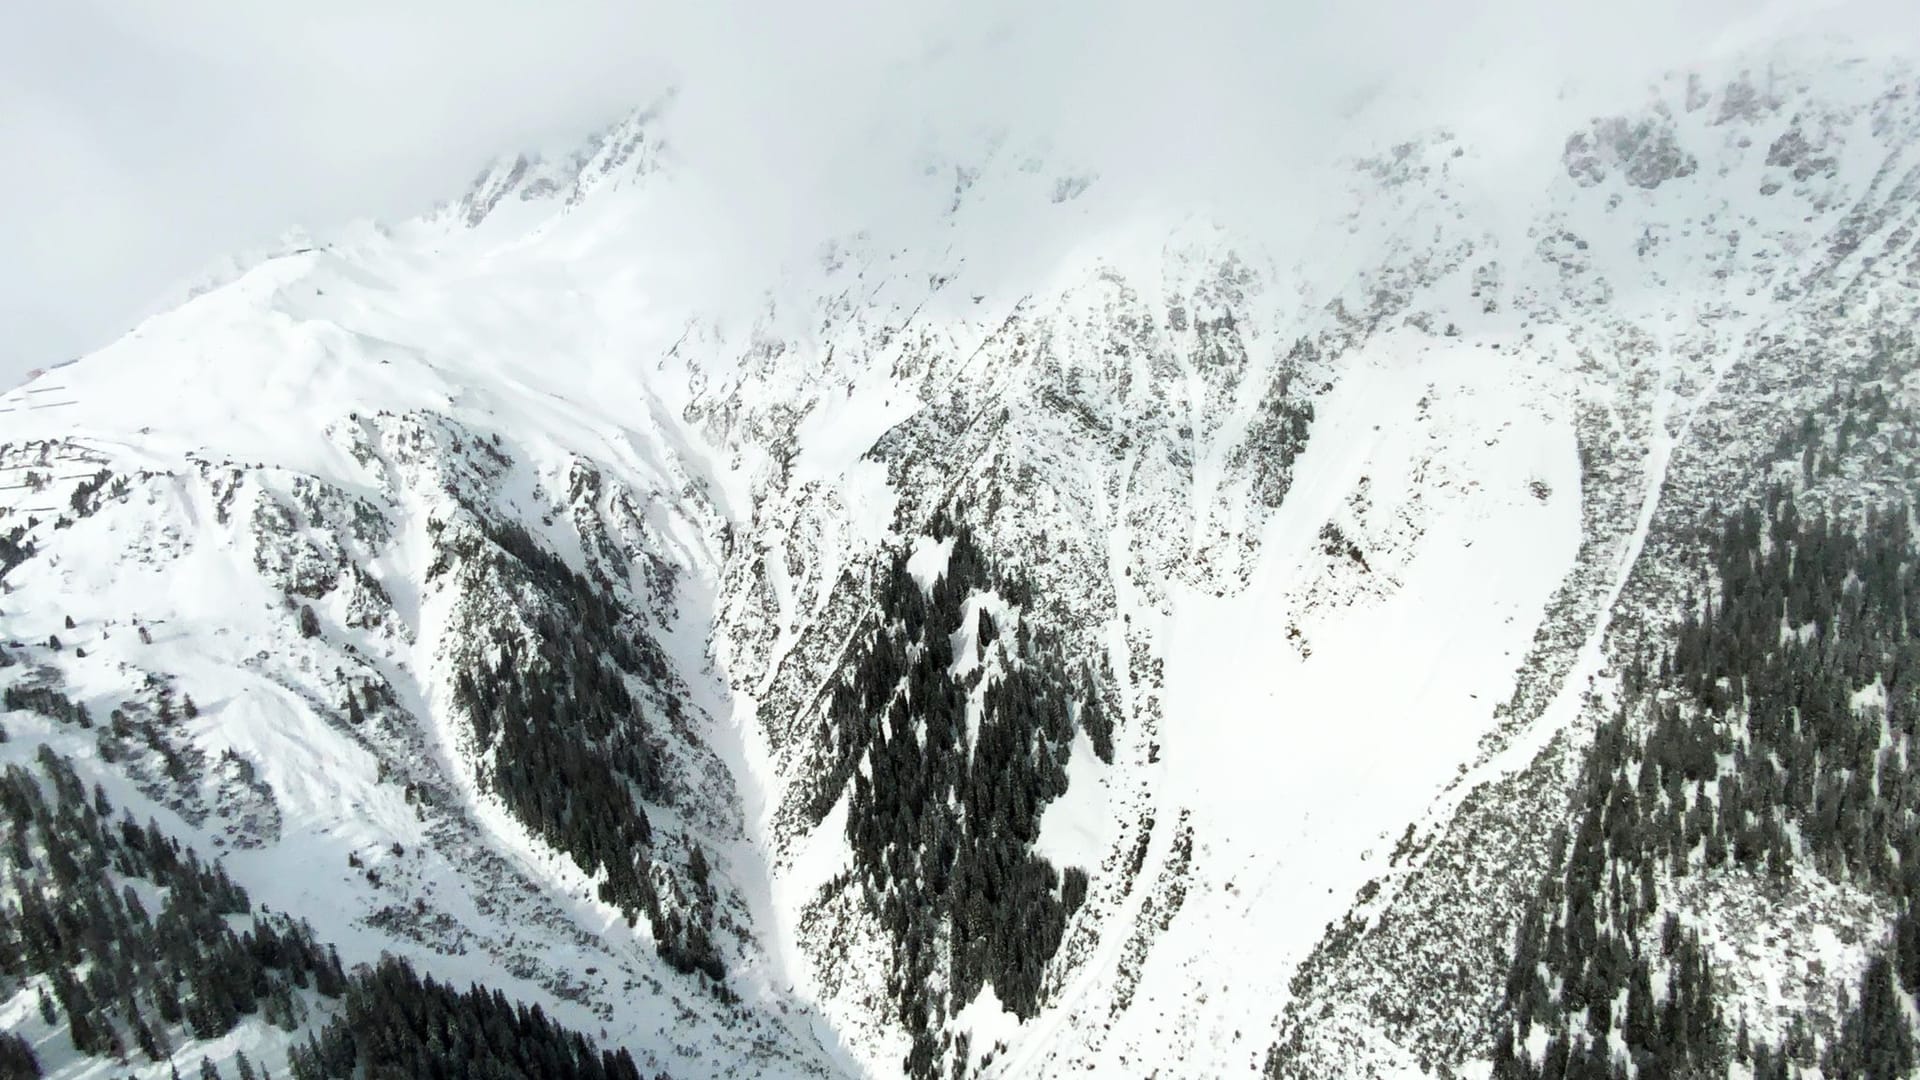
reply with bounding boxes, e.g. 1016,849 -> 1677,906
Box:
5,33 -> 1920,1080
0,243 -> 850,1076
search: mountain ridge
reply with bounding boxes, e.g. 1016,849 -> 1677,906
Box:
5,38 -> 1920,1080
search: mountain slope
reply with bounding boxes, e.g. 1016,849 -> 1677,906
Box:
5,36 -> 1920,1080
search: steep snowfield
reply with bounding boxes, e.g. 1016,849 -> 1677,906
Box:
0,238 -> 853,1076
1115,337 -> 1580,1073
5,35 -> 1920,1080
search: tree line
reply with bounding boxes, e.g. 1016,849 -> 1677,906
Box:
0,744 -> 347,1072
1496,486 -> 1920,1078
0,741 -> 651,1079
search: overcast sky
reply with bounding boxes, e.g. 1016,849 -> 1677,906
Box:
5,0 -> 1917,388
1,1 -> 675,383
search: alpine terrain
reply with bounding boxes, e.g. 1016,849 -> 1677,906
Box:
8,28 -> 1920,1080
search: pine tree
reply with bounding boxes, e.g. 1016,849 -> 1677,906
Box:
0,1032 -> 40,1080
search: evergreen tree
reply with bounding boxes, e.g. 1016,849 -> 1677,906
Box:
0,1032 -> 39,1080
1495,483 -> 1920,1076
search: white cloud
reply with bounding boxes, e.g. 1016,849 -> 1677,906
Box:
1,0 -> 668,380
4,0 -> 1917,385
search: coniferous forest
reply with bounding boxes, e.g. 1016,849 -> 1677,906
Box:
0,742 -> 642,1079
286,957 -> 645,1080
1496,487 -> 1920,1079
447,517 -> 723,983
810,509 -> 1105,1077
0,744 -> 344,1070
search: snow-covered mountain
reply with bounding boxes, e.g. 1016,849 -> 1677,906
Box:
5,34 -> 1920,1080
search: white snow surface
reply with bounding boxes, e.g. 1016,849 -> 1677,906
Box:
1136,336 -> 1581,1070
3,33 -> 1918,1080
